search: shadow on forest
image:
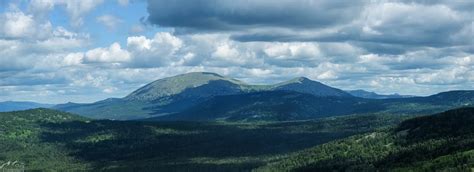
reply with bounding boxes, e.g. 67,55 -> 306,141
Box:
38,120 -> 355,171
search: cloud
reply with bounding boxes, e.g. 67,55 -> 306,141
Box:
1,0 -> 474,103
126,32 -> 183,67
0,8 -> 53,40
28,0 -> 104,27
146,0 -> 473,55
63,52 -> 84,66
97,14 -> 123,30
85,43 -> 131,63
147,0 -> 364,31
263,42 -> 322,65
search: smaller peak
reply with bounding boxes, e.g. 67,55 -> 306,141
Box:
290,77 -> 312,83
275,77 -> 318,86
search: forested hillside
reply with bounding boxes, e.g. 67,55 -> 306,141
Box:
0,108 -> 404,171
259,107 -> 474,171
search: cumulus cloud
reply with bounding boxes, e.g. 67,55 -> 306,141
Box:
85,43 -> 131,63
28,0 -> 104,27
146,0 -> 473,55
126,32 -> 183,67
1,0 -> 474,103
264,43 -> 320,60
0,8 -> 53,40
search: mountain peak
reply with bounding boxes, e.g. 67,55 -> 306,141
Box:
273,77 -> 352,97
124,72 -> 245,101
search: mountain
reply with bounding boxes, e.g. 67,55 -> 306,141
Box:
346,89 -> 414,99
259,107 -> 474,171
124,72 -> 246,101
0,101 -> 54,112
152,91 -> 381,121
152,90 -> 474,122
54,72 -> 248,119
54,72 -> 351,120
53,72 -> 474,121
273,77 -> 352,97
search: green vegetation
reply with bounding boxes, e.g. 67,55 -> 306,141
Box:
258,107 -> 474,171
0,108 -> 405,171
0,108 -> 89,171
2,107 -> 473,171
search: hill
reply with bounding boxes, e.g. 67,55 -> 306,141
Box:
52,72 -> 474,121
258,107 -> 474,171
0,108 -> 405,171
0,108 -> 89,171
272,77 -> 352,97
346,89 -> 414,99
54,72 -> 355,120
152,90 -> 474,122
152,91 -> 382,121
0,101 -> 54,112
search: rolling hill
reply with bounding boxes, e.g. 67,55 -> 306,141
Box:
2,107 -> 473,171
0,101 -> 54,112
0,108 -> 405,171
259,107 -> 474,171
346,89 -> 414,99
152,91 -> 382,121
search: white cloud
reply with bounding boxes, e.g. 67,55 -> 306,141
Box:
0,9 -> 54,40
62,0 -> 105,27
85,42 -> 131,63
27,0 -> 104,27
264,43 -> 321,60
63,52 -> 84,66
126,32 -> 183,67
1,10 -> 35,38
2,0 -> 474,103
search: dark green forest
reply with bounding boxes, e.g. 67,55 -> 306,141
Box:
1,108 -> 473,171
259,107 -> 474,171
0,108 -> 404,171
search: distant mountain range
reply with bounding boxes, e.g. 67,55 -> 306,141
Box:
0,101 -> 54,112
53,72 -> 353,120
43,72 -> 474,121
346,89 -> 415,99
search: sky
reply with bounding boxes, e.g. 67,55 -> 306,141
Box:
0,0 -> 473,104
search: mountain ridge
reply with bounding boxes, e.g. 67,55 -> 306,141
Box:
52,72 -> 474,121
0,101 -> 54,112
54,72 -> 351,120
346,89 -> 415,99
